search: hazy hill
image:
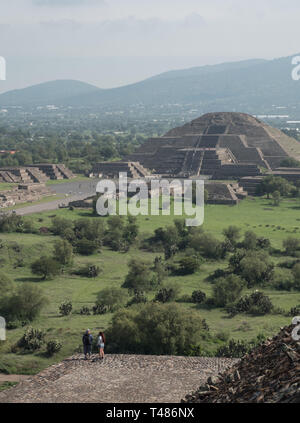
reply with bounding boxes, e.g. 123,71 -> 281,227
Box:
0,55 -> 299,110
0,80 -> 100,107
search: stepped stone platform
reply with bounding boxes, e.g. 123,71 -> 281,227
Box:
205,182 -> 247,205
92,162 -> 150,179
125,113 -> 300,179
0,164 -> 74,184
0,354 -> 237,403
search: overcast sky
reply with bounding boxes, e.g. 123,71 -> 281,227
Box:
0,0 -> 299,92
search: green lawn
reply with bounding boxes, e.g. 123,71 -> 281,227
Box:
45,175 -> 92,186
4,194 -> 65,211
0,183 -> 18,192
0,196 -> 300,374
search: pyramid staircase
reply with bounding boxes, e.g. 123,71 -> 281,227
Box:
92,161 -> 150,179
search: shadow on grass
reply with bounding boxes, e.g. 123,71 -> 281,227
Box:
15,277 -> 45,283
77,211 -> 94,218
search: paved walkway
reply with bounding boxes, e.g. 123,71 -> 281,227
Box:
0,354 -> 238,403
15,180 -> 100,216
16,193 -> 91,216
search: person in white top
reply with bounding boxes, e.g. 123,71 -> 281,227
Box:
97,331 -> 105,359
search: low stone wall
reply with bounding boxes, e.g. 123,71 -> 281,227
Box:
0,183 -> 53,208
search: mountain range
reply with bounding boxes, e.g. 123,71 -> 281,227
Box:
0,54 -> 299,111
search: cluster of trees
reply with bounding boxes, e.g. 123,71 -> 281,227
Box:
30,215 -> 140,280
145,220 -> 227,261
257,175 -> 300,205
51,215 -> 139,254
0,125 -> 146,173
105,302 -> 209,355
0,214 -> 35,234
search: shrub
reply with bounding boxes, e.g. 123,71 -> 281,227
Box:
189,232 -> 224,260
92,304 -> 108,315
257,175 -> 293,198
31,256 -> 61,280
150,226 -> 180,259
50,217 -> 73,236
79,306 -> 91,315
96,288 -> 128,313
177,255 -> 201,275
272,269 -> 295,291
6,320 -> 28,330
234,251 -> 274,288
0,272 -> 13,295
75,239 -> 99,255
227,291 -> 273,316
0,213 -> 25,233
191,290 -> 207,304
106,302 -> 209,355
153,257 -> 167,283
103,216 -> 138,252
208,268 -> 228,282
242,231 -> 258,250
289,305 -> 300,316
223,226 -> 241,248
0,284 -> 48,323
257,237 -> 271,250
283,237 -> 300,257
292,263 -> 300,291
123,259 -> 159,293
73,219 -> 104,244
127,291 -> 148,307
216,334 -> 266,358
16,327 -> 45,352
46,340 -> 62,356
217,339 -> 253,358
53,239 -> 73,265
154,283 -> 180,304
272,190 -> 281,206
75,264 -> 100,278
123,216 -> 139,245
213,275 -> 245,307
59,301 -> 73,316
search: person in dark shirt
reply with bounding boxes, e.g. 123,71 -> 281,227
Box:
82,329 -> 93,360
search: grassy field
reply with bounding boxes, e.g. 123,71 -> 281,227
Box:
0,196 -> 300,374
45,175 -> 91,186
3,194 -> 66,211
0,183 -> 18,191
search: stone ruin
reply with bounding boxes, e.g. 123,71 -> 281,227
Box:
91,161 -> 149,179
0,183 -> 53,208
127,112 -> 300,178
183,324 -> 300,403
0,164 -> 74,184
89,113 -> 300,204
205,182 -> 247,205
